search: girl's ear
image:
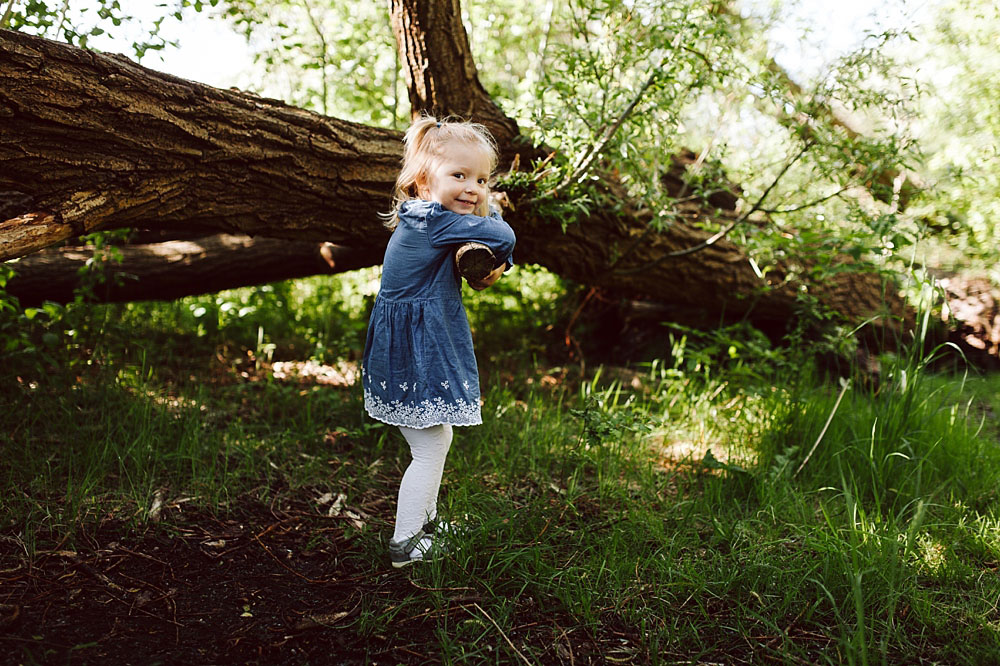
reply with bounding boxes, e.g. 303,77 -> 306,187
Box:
414,173 -> 429,199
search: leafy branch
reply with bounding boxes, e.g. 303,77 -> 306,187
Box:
756,186 -> 851,215
554,63 -> 664,193
613,140 -> 814,275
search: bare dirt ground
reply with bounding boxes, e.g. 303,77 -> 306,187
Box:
0,494 -> 627,665
2,496 -> 384,664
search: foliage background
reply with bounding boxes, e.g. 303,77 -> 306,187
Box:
3,1 -> 1000,662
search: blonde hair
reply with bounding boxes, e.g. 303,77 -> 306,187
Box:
383,115 -> 499,230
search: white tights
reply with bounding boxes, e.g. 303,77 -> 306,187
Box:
392,424 -> 453,543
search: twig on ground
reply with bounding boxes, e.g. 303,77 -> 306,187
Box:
113,544 -> 171,568
471,602 -> 533,666
556,624 -> 576,666
252,532 -> 328,584
408,579 -> 475,593
404,602 -> 479,624
394,645 -> 428,660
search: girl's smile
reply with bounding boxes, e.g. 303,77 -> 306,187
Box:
418,143 -> 492,216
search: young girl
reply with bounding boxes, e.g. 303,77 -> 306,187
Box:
361,116 -> 516,567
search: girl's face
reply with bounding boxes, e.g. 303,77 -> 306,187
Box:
417,141 -> 491,216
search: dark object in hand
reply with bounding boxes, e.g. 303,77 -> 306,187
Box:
454,242 -> 497,282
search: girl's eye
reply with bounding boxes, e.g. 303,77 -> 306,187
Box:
477,178 -> 487,185
453,173 -> 464,179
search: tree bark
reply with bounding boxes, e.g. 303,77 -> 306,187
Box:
0,25 -> 910,341
5,236 -> 383,307
0,28 -> 398,260
389,0 -> 528,164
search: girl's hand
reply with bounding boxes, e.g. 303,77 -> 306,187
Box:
468,264 -> 505,291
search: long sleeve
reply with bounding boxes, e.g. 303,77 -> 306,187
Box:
425,203 -> 516,268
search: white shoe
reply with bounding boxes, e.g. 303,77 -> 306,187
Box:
388,521 -> 440,568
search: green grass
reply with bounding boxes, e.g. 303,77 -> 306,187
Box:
3,270 -> 1000,662
421,364 -> 1000,664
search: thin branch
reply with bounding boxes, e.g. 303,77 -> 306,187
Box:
614,141 -> 813,275
608,186 -> 735,270
55,0 -> 70,39
530,24 -> 716,206
607,206 -> 678,270
301,0 -> 329,116
526,0 -> 556,89
657,216 -> 742,261
608,103 -> 734,272
556,62 -> 664,192
794,378 -> 851,477
741,141 -> 815,217
679,43 -> 713,69
756,185 -> 851,214
0,0 -> 16,30
524,64 -> 670,208
389,9 -> 399,128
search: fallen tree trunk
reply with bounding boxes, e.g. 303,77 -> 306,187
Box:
5,236 -> 382,307
0,27 -> 400,260
0,24 -> 911,342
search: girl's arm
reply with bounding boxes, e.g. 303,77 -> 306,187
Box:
426,204 -> 516,268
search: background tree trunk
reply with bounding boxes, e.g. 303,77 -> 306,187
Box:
389,0 -> 528,162
5,236 -> 382,307
384,0 -> 910,340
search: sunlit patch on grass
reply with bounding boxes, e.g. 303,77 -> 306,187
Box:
656,437 -> 722,463
647,425 -> 753,472
148,392 -> 206,412
270,359 -> 359,386
915,534 -> 949,575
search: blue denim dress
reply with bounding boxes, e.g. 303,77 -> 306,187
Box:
362,200 -> 516,429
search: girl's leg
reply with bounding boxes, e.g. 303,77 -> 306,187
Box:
393,424 -> 453,543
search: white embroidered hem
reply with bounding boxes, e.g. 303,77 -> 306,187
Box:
364,390 -> 482,429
